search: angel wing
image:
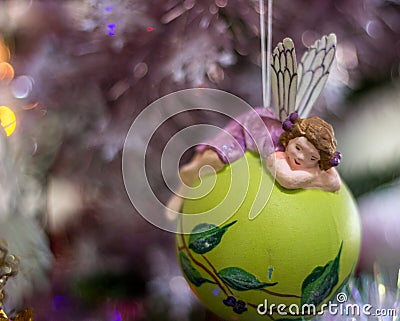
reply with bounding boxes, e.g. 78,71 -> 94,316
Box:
296,33 -> 337,118
271,38 -> 298,122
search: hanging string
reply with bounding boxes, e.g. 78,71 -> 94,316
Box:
259,0 -> 273,108
267,0 -> 273,107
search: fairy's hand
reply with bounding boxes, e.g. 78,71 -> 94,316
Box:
266,153 -> 274,168
275,167 -> 316,189
266,152 -> 285,168
313,168 -> 341,192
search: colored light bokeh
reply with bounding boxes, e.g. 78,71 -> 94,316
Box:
0,39 -> 14,83
0,62 -> 15,82
0,106 -> 17,136
0,41 -> 10,63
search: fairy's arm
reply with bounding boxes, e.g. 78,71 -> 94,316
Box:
266,152 -> 316,189
311,168 -> 341,192
266,153 -> 341,192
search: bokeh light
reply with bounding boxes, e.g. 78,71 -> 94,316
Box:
11,75 -> 34,99
0,41 -> 10,62
0,1 -> 399,320
0,106 -> 17,136
0,62 -> 14,82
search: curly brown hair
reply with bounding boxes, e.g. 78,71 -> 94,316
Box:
279,116 -> 337,170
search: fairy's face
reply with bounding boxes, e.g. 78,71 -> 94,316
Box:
286,137 -> 320,170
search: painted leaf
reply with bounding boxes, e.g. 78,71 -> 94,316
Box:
327,271 -> 352,303
301,242 -> 343,306
179,252 -> 214,287
189,221 -> 237,254
218,267 -> 278,291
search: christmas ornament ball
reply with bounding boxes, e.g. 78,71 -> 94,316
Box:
176,151 -> 361,321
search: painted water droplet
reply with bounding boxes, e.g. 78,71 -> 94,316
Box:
268,267 -> 274,280
212,287 -> 220,296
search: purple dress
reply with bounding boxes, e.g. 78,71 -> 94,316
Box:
196,107 -> 284,164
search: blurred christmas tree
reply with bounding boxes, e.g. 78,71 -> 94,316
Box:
0,0 -> 399,320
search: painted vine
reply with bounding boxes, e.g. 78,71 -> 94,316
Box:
178,218 -> 344,318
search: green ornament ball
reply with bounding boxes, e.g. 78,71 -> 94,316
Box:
176,151 -> 361,321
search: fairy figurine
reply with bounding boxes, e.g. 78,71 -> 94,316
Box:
167,34 -> 341,213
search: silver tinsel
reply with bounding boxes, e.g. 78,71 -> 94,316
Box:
68,0 -> 154,50
315,266 -> 400,321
